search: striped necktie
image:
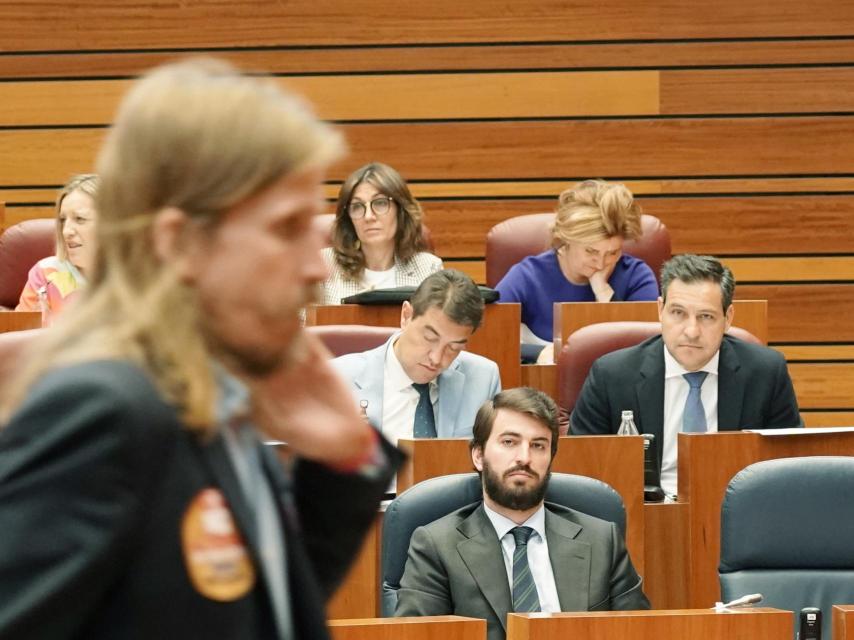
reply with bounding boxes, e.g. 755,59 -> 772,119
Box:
511,526 -> 541,612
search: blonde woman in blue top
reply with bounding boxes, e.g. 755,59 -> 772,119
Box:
496,180 -> 658,362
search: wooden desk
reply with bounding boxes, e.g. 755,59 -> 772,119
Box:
327,517 -> 381,620
305,303 -> 521,387
330,615 -> 486,640
507,608 -> 792,639
0,311 -> 40,332
552,300 -> 769,353
679,430 -> 854,608
396,435 -> 645,575
834,605 -> 854,639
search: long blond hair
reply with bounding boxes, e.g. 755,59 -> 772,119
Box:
1,58 -> 344,431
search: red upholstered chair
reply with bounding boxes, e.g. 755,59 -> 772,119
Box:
0,219 -> 56,310
307,324 -> 396,358
484,213 -> 671,288
315,213 -> 435,252
557,321 -> 761,416
0,328 -> 43,389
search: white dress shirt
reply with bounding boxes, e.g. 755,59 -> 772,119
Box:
660,347 -> 720,496
482,502 -> 561,613
381,339 -> 438,445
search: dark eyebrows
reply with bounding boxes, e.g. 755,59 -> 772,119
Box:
424,324 -> 469,345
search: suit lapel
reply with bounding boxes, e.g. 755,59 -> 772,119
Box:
545,507 -> 591,611
717,337 -> 744,431
353,337 -> 393,428
636,339 -> 666,468
456,506 -> 513,631
435,361 -> 465,437
197,432 -> 261,558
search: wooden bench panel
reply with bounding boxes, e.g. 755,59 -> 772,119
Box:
0,1 -> 851,51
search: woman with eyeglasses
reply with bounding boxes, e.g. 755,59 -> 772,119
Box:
320,162 -> 442,304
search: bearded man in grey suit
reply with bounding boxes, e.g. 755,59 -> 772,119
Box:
395,388 -> 649,640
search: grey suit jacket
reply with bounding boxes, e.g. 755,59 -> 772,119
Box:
395,502 -> 649,640
570,334 -> 802,471
331,334 -> 501,438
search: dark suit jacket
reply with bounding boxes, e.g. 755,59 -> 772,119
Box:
0,360 -> 401,640
570,335 -> 802,471
395,501 -> 649,640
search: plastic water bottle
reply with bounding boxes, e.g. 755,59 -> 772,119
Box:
617,410 -> 639,436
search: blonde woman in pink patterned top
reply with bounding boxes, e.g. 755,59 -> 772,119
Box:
17,174 -> 99,326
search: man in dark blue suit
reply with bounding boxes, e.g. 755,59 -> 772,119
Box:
571,254 -> 801,495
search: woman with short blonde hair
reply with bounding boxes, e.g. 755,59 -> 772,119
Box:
496,179 -> 658,354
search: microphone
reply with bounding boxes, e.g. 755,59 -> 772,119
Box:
799,607 -> 821,640
713,593 -> 763,610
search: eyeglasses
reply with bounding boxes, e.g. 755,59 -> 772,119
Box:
347,196 -> 394,219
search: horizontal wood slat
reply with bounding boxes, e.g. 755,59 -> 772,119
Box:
739,284 -> 854,343
660,68 -> 854,114
0,1 -> 851,50
777,345 -> 854,361
802,412 -> 854,428
3,40 -> 854,79
790,363 -> 854,409
6,177 -> 854,207
5,68 -> 854,127
4,118 -> 854,185
0,72 -> 662,126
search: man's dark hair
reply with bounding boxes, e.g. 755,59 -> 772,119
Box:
470,387 -> 560,460
660,254 -> 735,312
409,268 -> 484,330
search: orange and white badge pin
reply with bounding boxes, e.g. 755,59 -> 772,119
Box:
181,488 -> 255,601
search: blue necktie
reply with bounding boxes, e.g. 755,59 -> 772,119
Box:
511,526 -> 541,612
412,383 -> 437,438
682,371 -> 709,432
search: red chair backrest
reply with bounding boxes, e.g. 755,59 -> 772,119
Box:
0,219 -> 55,309
307,324 -> 396,358
557,321 -> 761,414
485,213 -> 671,288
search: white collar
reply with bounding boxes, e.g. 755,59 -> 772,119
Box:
663,342 -> 720,380
483,500 -> 547,542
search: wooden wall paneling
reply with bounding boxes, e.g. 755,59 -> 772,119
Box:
12,67 -> 854,127
739,284 -> 854,343
802,412 -> 854,428
660,68 -> 854,115
789,363 -> 854,410
0,72 -> 661,127
4,40 -> 854,79
644,195 -> 854,256
0,1 -> 852,50
5,119 -> 854,187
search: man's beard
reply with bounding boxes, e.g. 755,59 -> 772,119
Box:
482,459 -> 550,511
